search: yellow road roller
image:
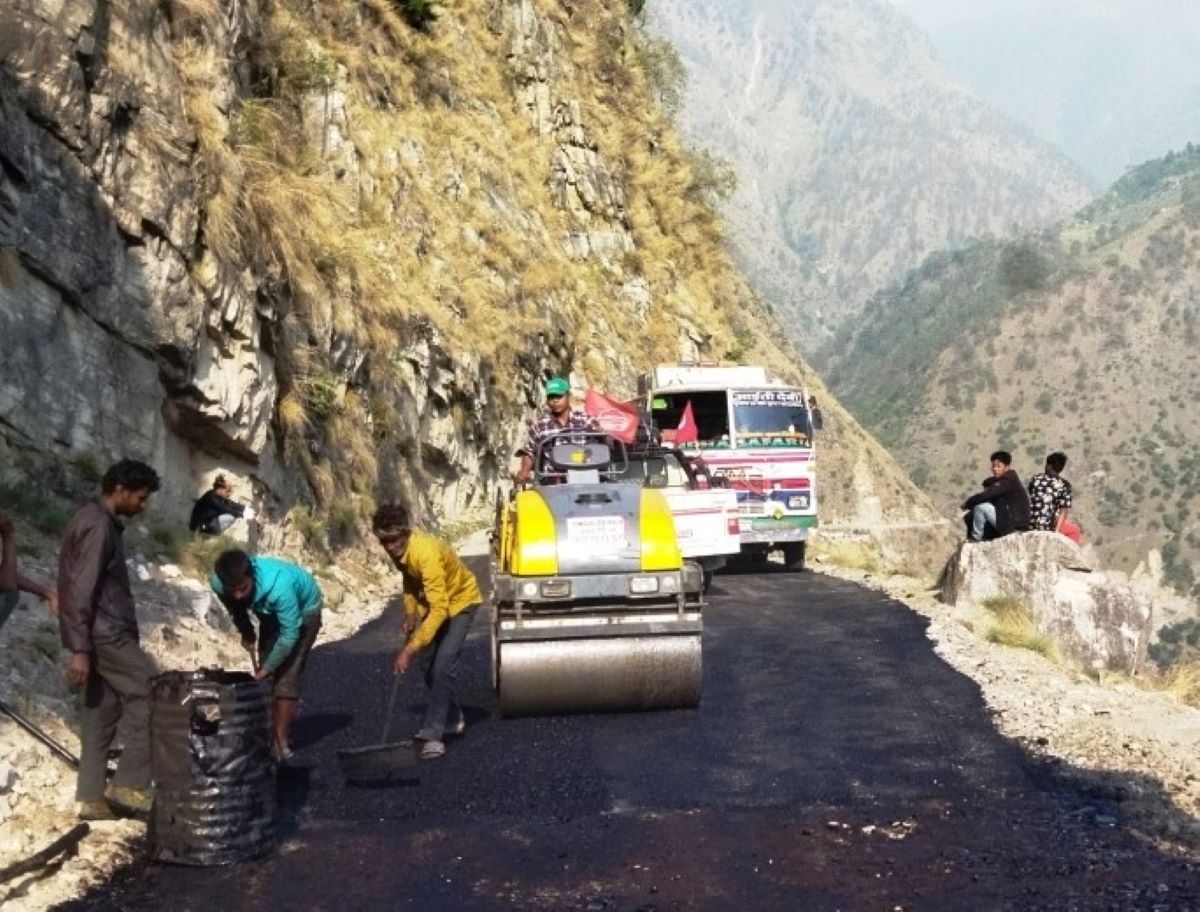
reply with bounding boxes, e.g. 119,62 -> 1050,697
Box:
491,430 -> 704,716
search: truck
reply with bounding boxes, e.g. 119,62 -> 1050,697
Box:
615,439 -> 741,588
639,364 -> 819,570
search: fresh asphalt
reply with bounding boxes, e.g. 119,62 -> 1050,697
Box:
59,565 -> 1198,911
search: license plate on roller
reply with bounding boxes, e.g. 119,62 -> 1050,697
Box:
566,516 -> 626,549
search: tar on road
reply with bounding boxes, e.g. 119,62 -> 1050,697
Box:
61,567 -> 1198,911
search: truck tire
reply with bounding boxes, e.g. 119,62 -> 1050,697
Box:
782,541 -> 806,571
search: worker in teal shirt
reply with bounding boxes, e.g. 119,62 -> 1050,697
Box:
210,550 -> 322,761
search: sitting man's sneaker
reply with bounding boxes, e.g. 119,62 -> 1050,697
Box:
77,799 -> 117,821
419,739 -> 446,760
105,784 -> 153,815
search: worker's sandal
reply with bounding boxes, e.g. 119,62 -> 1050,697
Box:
419,739 -> 446,760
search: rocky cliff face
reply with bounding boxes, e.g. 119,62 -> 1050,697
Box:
0,0 -> 943,551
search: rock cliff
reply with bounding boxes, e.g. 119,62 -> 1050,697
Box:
0,0 -> 942,552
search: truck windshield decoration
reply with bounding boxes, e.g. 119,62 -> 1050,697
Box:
731,390 -> 812,449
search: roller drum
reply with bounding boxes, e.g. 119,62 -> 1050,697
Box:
498,634 -> 701,716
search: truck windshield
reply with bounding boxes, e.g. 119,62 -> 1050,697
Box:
732,390 -> 812,448
649,391 -> 730,448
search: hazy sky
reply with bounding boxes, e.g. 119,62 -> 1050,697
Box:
885,0 -> 1200,183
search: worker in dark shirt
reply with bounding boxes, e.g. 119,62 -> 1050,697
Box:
57,459 -> 161,820
961,450 -> 1032,542
189,474 -> 255,535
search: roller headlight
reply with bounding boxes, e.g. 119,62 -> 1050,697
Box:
521,582 -> 539,598
660,575 -> 680,593
629,576 -> 660,594
787,494 -> 810,510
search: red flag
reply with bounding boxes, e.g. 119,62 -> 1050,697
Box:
584,389 -> 639,443
674,400 -> 698,444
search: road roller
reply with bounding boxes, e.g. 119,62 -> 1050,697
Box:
491,430 -> 704,716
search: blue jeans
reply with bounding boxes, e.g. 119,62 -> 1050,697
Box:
415,604 -> 478,741
970,503 -> 997,541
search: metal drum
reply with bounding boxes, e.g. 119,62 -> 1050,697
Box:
149,669 -> 275,865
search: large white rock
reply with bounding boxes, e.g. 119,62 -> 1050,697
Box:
940,532 -> 1153,674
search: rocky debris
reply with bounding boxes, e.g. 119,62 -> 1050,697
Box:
0,544 -> 393,911
829,562 -> 1200,851
940,532 -> 1153,674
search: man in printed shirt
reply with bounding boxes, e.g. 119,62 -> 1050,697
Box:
1028,452 -> 1073,534
210,550 -> 323,761
372,503 -> 481,760
57,459 -> 161,820
514,376 -> 599,484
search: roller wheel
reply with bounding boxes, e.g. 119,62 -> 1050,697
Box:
782,541 -> 806,572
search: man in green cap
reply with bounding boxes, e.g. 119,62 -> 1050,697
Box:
515,376 -> 599,484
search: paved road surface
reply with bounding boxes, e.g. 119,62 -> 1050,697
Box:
60,568 -> 1197,910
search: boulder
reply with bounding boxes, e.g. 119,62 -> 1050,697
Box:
940,532 -> 1153,674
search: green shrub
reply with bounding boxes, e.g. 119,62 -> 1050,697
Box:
147,523 -> 186,562
635,37 -> 686,118
177,534 -> 238,581
327,498 -> 360,541
393,0 -> 438,31
1149,618 -> 1200,670
0,483 -> 73,537
290,505 -> 326,547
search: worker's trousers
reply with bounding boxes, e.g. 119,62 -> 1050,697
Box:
77,638 -> 156,801
415,605 -> 478,742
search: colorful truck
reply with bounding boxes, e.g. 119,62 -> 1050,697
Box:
640,364 -> 818,570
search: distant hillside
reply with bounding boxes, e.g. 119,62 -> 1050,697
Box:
827,144 -> 1200,594
649,0 -> 1094,356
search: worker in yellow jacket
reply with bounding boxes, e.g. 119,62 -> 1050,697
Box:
372,503 -> 482,760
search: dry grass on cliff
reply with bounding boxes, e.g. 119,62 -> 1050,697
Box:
981,595 -> 1058,659
1144,661 -> 1200,708
162,0 -> 774,521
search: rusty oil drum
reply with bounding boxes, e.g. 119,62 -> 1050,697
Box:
148,669 -> 275,865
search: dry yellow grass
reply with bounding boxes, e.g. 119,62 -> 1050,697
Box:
159,0 -> 777,529
810,536 -> 881,573
980,595 -> 1058,660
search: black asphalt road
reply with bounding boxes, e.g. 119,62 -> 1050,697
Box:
59,568 -> 1197,911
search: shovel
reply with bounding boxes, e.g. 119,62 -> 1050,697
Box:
336,674 -> 419,782
0,697 -> 79,768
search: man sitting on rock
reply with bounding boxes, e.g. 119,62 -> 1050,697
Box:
1028,452 -> 1078,541
961,450 -> 1032,542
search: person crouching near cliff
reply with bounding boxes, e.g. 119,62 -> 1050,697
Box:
189,474 -> 258,536
371,503 -> 482,761
961,450 -> 1031,542
57,459 -> 161,820
210,550 -> 323,762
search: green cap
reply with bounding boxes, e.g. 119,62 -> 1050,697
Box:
544,377 -> 570,396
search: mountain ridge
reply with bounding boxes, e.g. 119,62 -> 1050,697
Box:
826,143 -> 1200,594
649,0 -> 1095,355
